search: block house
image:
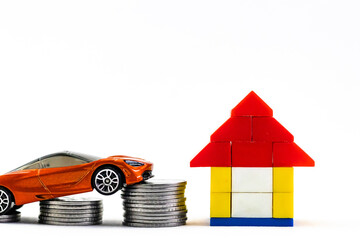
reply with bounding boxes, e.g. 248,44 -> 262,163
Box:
190,91 -> 314,226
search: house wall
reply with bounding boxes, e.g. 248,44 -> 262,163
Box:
210,166 -> 294,219
210,167 -> 231,217
232,167 -> 273,217
273,167 -> 293,218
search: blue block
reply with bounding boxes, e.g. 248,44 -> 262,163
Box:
210,218 -> 294,227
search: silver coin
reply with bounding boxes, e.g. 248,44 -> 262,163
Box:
124,214 -> 186,221
123,186 -> 186,193
124,210 -> 187,216
39,219 -> 102,226
121,190 -> 185,197
0,217 -> 20,223
40,204 -> 102,210
0,211 -> 21,223
40,208 -> 103,214
0,211 -> 20,218
0,215 -> 20,220
123,202 -> 186,209
39,212 -> 103,218
39,216 -> 102,223
124,205 -> 187,212
124,217 -> 187,224
123,197 -> 186,205
124,218 -> 187,224
121,194 -> 184,200
43,196 -> 102,202
123,221 -> 186,228
40,202 -> 102,207
127,179 -> 186,187
121,186 -> 186,192
124,214 -> 187,220
41,197 -> 102,205
40,201 -> 103,207
124,209 -> 187,217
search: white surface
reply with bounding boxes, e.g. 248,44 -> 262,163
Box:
232,167 -> 273,192
1,0 -> 360,239
232,193 -> 273,218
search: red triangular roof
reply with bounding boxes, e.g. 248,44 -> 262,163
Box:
190,91 -> 314,168
190,142 -> 231,167
231,91 -> 273,117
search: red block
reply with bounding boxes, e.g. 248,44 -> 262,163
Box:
190,142 -> 231,167
231,91 -> 273,117
252,117 -> 294,142
210,117 -> 251,142
232,142 -> 273,167
273,142 -> 315,167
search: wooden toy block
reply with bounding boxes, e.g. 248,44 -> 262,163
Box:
210,117 -> 251,142
232,167 -> 273,192
273,192 -> 293,218
273,167 -> 293,193
273,142 -> 315,167
252,117 -> 294,142
210,218 -> 293,227
210,192 -> 231,218
232,193 -> 272,218
232,142 -> 272,167
231,91 -> 273,117
190,142 -> 231,167
211,167 -> 231,192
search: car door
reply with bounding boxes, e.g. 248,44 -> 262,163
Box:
9,160 -> 53,203
38,155 -> 93,194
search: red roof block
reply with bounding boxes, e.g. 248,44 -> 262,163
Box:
273,142 -> 315,167
232,142 -> 272,167
252,117 -> 294,142
210,117 -> 251,142
231,91 -> 273,117
190,142 -> 231,167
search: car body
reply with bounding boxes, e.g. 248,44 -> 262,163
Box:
0,151 -> 153,214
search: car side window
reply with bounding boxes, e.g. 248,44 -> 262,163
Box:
40,155 -> 87,169
21,161 -> 41,170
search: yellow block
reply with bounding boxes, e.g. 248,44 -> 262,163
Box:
273,167 -> 293,193
210,192 -> 231,218
273,192 -> 293,218
211,167 -> 231,192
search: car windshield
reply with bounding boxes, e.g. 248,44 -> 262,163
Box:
8,152 -> 102,173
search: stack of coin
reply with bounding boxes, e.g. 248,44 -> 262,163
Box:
0,211 -> 21,223
122,179 -> 187,227
39,197 -> 103,226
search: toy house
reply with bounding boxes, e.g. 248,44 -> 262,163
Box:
190,91 -> 314,226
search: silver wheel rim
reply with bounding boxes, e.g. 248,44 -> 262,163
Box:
95,169 -> 120,194
0,190 -> 10,214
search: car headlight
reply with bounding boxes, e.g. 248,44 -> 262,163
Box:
124,160 -> 144,167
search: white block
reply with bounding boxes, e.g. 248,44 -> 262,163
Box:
232,193 -> 272,218
232,167 -> 273,192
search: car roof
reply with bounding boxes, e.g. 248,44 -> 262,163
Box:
39,151 -> 100,163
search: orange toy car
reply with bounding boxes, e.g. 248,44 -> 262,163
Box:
0,151 -> 153,215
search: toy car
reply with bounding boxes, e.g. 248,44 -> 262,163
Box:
0,151 -> 153,215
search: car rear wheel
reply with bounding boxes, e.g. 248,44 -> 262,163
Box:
92,166 -> 123,195
0,187 -> 14,215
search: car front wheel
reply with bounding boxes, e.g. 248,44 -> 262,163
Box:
92,166 -> 123,195
0,187 -> 14,215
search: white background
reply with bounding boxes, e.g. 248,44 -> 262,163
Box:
0,0 -> 359,239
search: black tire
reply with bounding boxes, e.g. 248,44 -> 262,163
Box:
92,166 -> 123,195
13,205 -> 23,210
0,187 -> 14,215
